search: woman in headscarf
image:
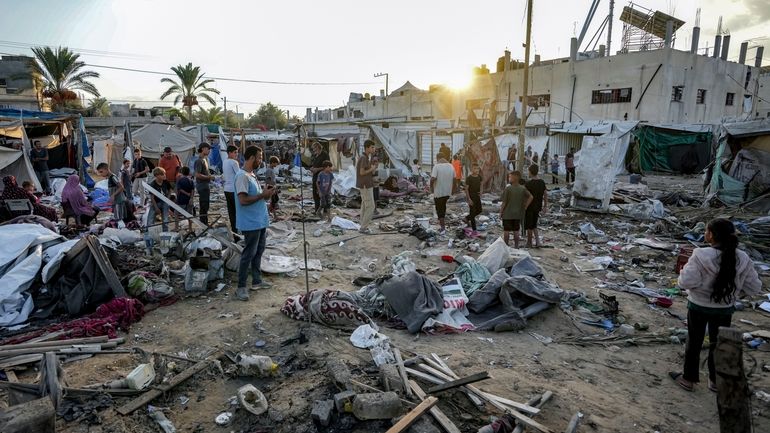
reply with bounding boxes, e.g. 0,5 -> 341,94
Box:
0,175 -> 58,222
61,174 -> 99,225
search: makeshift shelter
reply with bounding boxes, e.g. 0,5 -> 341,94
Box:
368,125 -> 418,175
707,119 -> 770,210
466,136 -> 507,193
633,124 -> 714,173
491,133 -> 549,164
130,121 -> 198,163
0,120 -> 41,190
0,108 -> 82,172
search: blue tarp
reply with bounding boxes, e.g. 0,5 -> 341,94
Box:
0,108 -> 77,122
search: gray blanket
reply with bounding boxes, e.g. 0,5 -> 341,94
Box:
377,272 -> 444,334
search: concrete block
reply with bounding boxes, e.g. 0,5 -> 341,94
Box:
327,359 -> 352,390
333,390 -> 356,413
351,392 -> 403,420
311,399 -> 334,427
407,416 -> 442,433
379,363 -> 404,393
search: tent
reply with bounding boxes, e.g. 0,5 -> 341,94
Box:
368,125 -> 418,175
633,124 -> 714,173
0,120 -> 41,190
130,121 -> 197,163
707,119 -> 770,209
0,108 -> 81,172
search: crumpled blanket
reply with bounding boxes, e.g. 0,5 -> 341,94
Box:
377,272 -> 444,334
44,297 -> 145,339
455,261 -> 491,297
281,289 -> 371,328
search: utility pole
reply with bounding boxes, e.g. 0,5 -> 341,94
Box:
517,0 -> 533,172
222,96 -> 227,129
607,0 -> 614,55
375,72 -> 389,119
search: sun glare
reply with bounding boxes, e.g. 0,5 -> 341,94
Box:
444,71 -> 474,91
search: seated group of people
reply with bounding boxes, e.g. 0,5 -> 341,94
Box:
0,174 -> 100,226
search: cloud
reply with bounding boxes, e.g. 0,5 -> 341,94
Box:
721,0 -> 770,31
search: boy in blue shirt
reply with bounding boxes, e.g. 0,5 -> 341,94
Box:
316,160 -> 334,222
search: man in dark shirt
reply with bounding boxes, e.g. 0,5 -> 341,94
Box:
464,163 -> 483,231
146,167 -> 171,232
194,143 -> 214,225
356,140 -> 376,233
131,148 -> 150,204
309,142 -> 329,214
438,142 -> 451,162
524,164 -> 548,248
29,140 -> 51,194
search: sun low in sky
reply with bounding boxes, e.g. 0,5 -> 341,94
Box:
0,0 -> 766,115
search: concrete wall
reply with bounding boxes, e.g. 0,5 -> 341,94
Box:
0,55 -> 39,110
757,72 -> 770,119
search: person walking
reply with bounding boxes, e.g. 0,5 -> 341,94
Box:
670,219 -> 762,392
222,145 -> 240,232
356,140 -> 377,233
131,148 -> 150,204
194,143 -> 214,225
550,154 -> 559,184
565,148 -> 576,183
431,155 -> 455,234
309,142 -> 329,215
524,164 -> 547,248
29,140 -> 51,195
234,146 -> 276,301
158,146 -> 182,191
451,155 -> 462,193
465,163 -> 483,231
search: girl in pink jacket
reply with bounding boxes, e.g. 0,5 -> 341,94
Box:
670,218 -> 762,392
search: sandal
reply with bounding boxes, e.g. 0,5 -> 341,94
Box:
669,372 -> 694,392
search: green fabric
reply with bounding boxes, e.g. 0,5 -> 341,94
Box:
634,127 -> 712,172
455,262 -> 491,297
501,184 -> 527,220
709,141 -> 747,206
687,301 -> 735,316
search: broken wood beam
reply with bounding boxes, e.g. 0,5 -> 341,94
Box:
392,347 -> 413,398
0,335 -> 110,352
512,391 -> 553,433
116,358 -> 213,415
385,396 -> 438,433
427,372 -> 490,394
413,363 -> 485,408
564,413 -> 581,433
408,380 -> 461,433
0,340 -> 120,358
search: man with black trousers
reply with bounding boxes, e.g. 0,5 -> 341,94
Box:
309,142 -> 329,215
194,143 -> 214,225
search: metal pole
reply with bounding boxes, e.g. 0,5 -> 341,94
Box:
296,125 -> 311,306
223,96 -> 227,129
517,0 -> 533,171
607,0 -> 614,55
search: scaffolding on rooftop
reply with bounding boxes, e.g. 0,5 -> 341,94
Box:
619,2 -> 685,53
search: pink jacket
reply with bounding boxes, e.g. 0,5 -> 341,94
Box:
678,247 -> 762,309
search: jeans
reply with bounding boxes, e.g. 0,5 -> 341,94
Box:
35,169 -> 51,194
238,228 -> 267,288
197,185 -> 210,225
147,201 -> 169,231
683,306 -> 732,383
566,167 -> 576,183
224,191 -> 236,232
359,187 -> 374,230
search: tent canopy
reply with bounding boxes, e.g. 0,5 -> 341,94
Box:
368,125 -> 418,175
633,124 -> 713,173
130,121 -> 198,162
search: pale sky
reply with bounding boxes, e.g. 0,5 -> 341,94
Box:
1,0 -> 767,116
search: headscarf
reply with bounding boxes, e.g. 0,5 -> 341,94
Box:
1,176 -> 28,200
61,174 -> 94,216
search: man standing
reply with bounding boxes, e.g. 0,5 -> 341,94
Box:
158,146 -> 181,190
194,143 -> 214,225
131,148 -> 150,204
29,140 -> 51,194
356,140 -> 377,234
234,146 -> 275,301
309,142 -> 329,215
438,142 -> 451,162
506,145 -> 517,171
222,145 -> 240,232
431,155 -> 455,234
565,148 -> 576,184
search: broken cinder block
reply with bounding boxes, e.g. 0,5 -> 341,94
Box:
311,399 -> 334,427
333,390 -> 356,413
327,359 -> 352,391
351,392 -> 403,420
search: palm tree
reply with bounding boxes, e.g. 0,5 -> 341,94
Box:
27,46 -> 100,111
166,107 -> 190,124
194,106 -> 224,125
88,97 -> 110,117
159,63 -> 220,121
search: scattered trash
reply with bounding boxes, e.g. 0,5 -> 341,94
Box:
215,411 -> 233,426
235,354 -> 278,377
148,405 -> 176,433
579,223 -> 608,244
392,251 -> 417,276
125,363 -> 156,390
331,216 -> 361,231
237,384 -> 269,416
756,391 -> 770,404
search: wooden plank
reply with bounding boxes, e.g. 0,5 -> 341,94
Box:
427,372 -> 490,394
0,354 -> 43,369
564,413 -> 581,433
415,363 -> 486,408
349,379 -> 416,407
116,359 -> 213,415
405,367 -> 444,385
0,336 -> 109,352
408,380 -> 461,433
86,236 -> 127,298
26,331 -> 67,344
392,347 -> 413,398
0,341 -> 119,358
513,391 -> 553,433
385,396 -> 438,433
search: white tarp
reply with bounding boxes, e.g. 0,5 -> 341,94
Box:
489,133 -> 549,163
0,120 -> 42,191
333,165 -> 357,196
0,224 -> 64,327
368,125 -> 417,175
572,131 -> 632,211
129,121 -> 198,161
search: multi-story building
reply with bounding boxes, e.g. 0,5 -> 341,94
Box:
0,55 -> 39,110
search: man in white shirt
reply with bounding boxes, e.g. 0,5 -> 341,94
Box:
430,155 -> 456,234
222,145 -> 240,233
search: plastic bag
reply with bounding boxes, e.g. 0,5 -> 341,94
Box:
477,237 -> 509,274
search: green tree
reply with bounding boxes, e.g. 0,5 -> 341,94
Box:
247,102 -> 287,130
25,46 -> 100,111
194,106 -> 224,125
159,63 -> 220,121
166,107 -> 190,124
87,97 -> 110,117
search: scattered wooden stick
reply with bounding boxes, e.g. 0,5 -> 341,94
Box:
512,391 -> 553,433
408,380 -> 461,433
414,362 -> 485,408
0,336 -> 110,352
385,396 -> 438,433
564,413 -> 581,433
427,372 -> 490,394
392,347 -> 413,398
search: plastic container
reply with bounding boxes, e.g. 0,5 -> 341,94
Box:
125,363 -> 155,390
416,217 -> 430,230
235,354 -> 278,377
675,246 -> 694,273
237,384 -> 269,415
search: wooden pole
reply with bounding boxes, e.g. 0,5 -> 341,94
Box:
714,327 -> 752,433
517,0 -> 533,171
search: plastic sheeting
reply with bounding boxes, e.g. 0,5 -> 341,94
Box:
368,125 -> 418,175
634,124 -> 712,173
572,131 -> 632,211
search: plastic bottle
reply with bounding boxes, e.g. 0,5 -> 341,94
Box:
235,354 -> 279,377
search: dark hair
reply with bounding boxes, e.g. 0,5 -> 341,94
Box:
96,162 -> 109,170
180,166 -> 190,176
227,145 -> 238,153
708,218 -> 739,304
322,160 -> 333,168
529,164 -> 539,176
21,180 -> 33,188
413,159 -> 419,164
364,139 -> 375,148
198,142 -> 210,152
269,156 -> 280,165
244,145 -> 262,160
163,146 -> 172,153
123,159 -> 130,164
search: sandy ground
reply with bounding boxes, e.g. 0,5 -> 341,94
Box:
10,174 -> 770,433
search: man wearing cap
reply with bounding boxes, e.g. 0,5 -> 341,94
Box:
194,143 -> 214,225
158,146 -> 181,191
